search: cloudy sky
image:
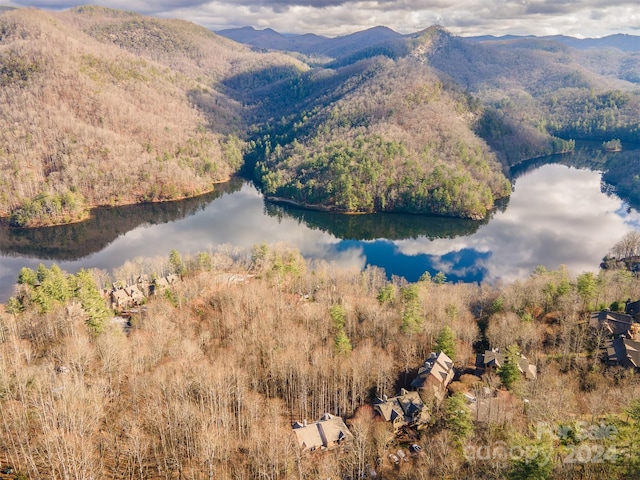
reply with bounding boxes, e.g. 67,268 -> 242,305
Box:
8,0 -> 640,38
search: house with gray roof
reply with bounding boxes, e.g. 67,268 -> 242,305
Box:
292,413 -> 353,453
592,310 -> 636,337
605,337 -> 640,368
373,389 -> 429,431
480,349 -> 537,380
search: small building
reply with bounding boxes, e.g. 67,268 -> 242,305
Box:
410,351 -> 455,401
151,275 -> 179,294
292,413 -> 353,453
110,284 -> 146,310
111,288 -> 133,309
124,285 -> 145,304
480,349 -> 537,380
373,389 -> 429,431
153,277 -> 170,291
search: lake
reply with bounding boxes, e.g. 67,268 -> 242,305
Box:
1,149 -> 639,301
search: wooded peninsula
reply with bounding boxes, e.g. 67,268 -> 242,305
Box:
2,8 -> 640,477
1,7 -> 639,226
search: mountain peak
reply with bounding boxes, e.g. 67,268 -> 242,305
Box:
407,25 -> 452,58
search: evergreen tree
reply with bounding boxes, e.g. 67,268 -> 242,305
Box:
169,249 -> 185,276
499,344 -> 521,390
433,271 -> 447,284
376,284 -> 396,304
577,271 -> 598,310
330,304 -> 352,355
41,264 -> 72,304
73,269 -> 111,333
444,392 -> 473,442
435,326 -> 456,360
17,267 -> 37,286
400,284 -> 422,334
418,271 -> 432,283
508,441 -> 553,480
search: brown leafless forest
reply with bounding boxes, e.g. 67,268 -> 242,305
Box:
0,7 -> 303,226
2,243 -> 640,479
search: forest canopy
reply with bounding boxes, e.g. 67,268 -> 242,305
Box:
2,243 -> 640,479
2,8 -> 639,225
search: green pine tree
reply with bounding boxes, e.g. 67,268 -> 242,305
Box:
400,284 -> 423,334
444,392 -> 473,442
73,269 -> 111,333
169,249 -> 186,276
499,344 -> 521,390
330,304 -> 352,355
435,326 -> 456,360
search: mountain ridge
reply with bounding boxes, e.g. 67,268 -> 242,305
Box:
217,25 -> 640,55
466,33 -> 640,52
1,6 -> 639,225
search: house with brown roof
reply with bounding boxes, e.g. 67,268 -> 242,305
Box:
124,285 -> 145,304
110,288 -> 131,309
410,351 -> 455,401
109,284 -> 146,310
292,413 -> 353,453
373,389 -> 429,431
151,274 -> 180,294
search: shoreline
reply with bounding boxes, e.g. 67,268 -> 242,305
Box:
0,181 -> 230,229
265,195 -> 494,221
265,196 -> 363,214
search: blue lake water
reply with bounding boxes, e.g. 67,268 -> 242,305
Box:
1,157 -> 639,301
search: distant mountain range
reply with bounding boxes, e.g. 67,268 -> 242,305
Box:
217,25 -> 408,64
466,33 -> 640,52
217,25 -> 640,56
1,6 -> 639,225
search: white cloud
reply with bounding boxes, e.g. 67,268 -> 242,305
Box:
9,0 -> 640,37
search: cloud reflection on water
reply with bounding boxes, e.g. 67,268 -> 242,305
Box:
395,164 -> 640,283
1,163 -> 640,301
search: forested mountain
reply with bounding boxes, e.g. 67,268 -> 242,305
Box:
0,6 -> 302,226
1,6 -> 639,226
468,33 -> 640,53
224,23 -> 640,167
251,56 -> 510,219
421,28 -> 640,163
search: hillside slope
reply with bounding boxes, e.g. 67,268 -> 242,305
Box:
419,28 -> 640,164
2,8 -> 639,225
224,23 -> 640,169
0,6 -> 303,226
2,246 -> 640,479
252,56 -> 510,219
468,33 -> 640,53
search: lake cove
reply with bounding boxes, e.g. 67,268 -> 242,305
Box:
1,149 -> 639,301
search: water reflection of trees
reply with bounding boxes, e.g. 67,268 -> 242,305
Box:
509,144 -> 607,180
601,149 -> 640,211
0,178 -> 243,260
510,144 -> 640,212
263,201 -> 488,241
